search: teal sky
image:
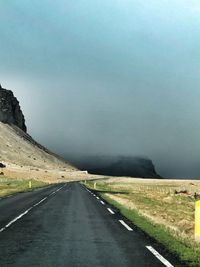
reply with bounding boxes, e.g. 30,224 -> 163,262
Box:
0,0 -> 200,178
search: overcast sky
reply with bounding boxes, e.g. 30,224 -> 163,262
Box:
0,0 -> 200,178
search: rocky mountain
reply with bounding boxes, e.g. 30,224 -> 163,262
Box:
0,84 -> 26,132
70,155 -> 161,178
0,84 -> 160,181
0,85 -> 84,183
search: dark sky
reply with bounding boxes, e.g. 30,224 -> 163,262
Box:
0,1 -> 200,178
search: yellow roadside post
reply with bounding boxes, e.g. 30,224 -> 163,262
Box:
29,181 -> 32,189
94,182 -> 96,190
195,200 -> 200,242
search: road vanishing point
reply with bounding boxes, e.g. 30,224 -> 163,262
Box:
0,182 -> 181,267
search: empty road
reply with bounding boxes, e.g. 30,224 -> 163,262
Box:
0,182 -> 181,267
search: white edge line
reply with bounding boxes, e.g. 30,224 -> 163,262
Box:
50,185 -> 65,196
107,208 -> 115,214
100,201 -> 105,205
119,220 -> 133,231
96,197 -> 99,199
0,184 -> 66,233
146,246 -> 174,267
5,212 -> 28,228
5,206 -> 33,229
33,197 -> 47,207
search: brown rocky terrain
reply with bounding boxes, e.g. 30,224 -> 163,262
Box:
0,86 -> 91,183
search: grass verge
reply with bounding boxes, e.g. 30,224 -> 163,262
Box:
0,177 -> 47,198
83,181 -> 200,267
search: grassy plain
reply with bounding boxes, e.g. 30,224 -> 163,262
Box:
84,178 -> 200,267
0,176 -> 47,197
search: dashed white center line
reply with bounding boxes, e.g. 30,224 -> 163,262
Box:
119,220 -> 133,231
100,201 -> 105,205
146,246 -> 174,267
96,197 -> 99,200
107,208 -> 115,214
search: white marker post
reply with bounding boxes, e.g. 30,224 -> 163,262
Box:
195,200 -> 200,242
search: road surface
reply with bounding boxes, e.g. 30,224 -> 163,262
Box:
0,182 -> 181,267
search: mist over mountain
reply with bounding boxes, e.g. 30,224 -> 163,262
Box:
68,155 -> 161,178
0,85 -> 160,179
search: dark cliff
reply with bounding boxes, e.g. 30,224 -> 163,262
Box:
70,155 -> 161,178
0,84 -> 26,132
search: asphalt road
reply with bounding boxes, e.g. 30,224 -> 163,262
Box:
0,182 -> 181,267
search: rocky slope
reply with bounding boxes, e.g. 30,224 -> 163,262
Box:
0,86 -> 90,182
0,122 -> 73,169
0,85 -> 160,181
0,85 -> 26,132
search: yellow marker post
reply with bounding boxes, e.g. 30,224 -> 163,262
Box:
29,181 -> 32,189
94,182 -> 96,190
195,200 -> 200,242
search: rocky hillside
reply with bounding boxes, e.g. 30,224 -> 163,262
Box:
0,85 -> 160,181
0,86 -> 88,182
0,85 -> 26,132
71,155 -> 161,178
0,85 -> 71,169
0,122 -> 74,170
